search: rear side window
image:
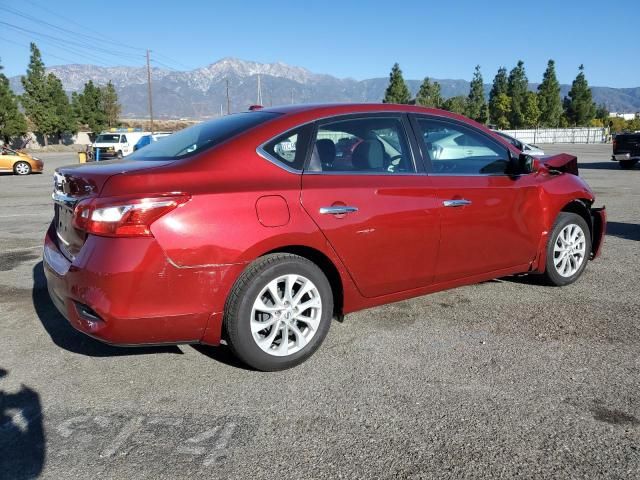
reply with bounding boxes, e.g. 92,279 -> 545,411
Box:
128,112 -> 280,161
308,116 -> 415,174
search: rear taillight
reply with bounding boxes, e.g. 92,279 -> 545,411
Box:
72,194 -> 190,237
613,139 -> 617,150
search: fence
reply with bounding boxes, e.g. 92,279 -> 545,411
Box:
501,127 -> 608,145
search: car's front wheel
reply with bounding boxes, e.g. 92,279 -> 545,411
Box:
543,212 -> 591,286
14,161 -> 32,175
224,253 -> 333,371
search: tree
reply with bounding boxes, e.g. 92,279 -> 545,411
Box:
507,60 -> 528,128
47,73 -> 76,143
466,65 -> 487,123
0,59 -> 27,144
564,65 -> 596,126
537,60 -> 563,127
102,81 -> 121,128
442,96 -> 468,115
415,77 -> 443,108
492,93 -> 511,129
383,63 -> 411,104
21,43 -> 56,146
489,67 -> 509,127
74,80 -> 108,133
522,91 -> 540,127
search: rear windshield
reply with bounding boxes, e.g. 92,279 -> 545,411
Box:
128,112 -> 280,161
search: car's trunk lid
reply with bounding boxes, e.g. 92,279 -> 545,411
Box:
52,159 -> 175,260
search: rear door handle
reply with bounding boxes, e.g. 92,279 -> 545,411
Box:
319,206 -> 358,215
443,199 -> 472,207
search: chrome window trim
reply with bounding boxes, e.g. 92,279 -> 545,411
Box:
256,146 -> 303,175
256,109 -> 442,175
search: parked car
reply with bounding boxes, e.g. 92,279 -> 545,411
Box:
0,146 -> 43,175
611,132 -> 640,169
133,132 -> 172,152
493,131 -> 545,156
44,104 -> 606,371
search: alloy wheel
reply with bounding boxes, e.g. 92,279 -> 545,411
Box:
553,223 -> 586,277
250,274 -> 322,357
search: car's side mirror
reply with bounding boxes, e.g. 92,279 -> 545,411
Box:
507,151 -> 537,175
518,153 -> 537,174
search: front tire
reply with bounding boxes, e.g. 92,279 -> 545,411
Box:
542,212 -> 591,286
224,253 -> 333,371
619,160 -> 637,170
14,161 -> 32,175
116,151 -> 123,159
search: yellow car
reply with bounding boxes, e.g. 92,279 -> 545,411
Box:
0,146 -> 44,175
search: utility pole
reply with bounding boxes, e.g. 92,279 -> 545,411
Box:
146,49 -> 154,133
290,87 -> 294,105
257,74 -> 263,105
226,79 -> 230,115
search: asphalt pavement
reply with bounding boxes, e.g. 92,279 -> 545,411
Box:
0,145 -> 638,479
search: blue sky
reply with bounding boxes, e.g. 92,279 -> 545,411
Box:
0,0 -> 636,87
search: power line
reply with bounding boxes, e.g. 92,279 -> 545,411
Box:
0,35 -> 84,67
22,0 -> 142,52
0,20 -> 144,62
2,3 -> 193,72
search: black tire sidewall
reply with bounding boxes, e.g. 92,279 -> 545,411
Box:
226,255 -> 333,371
545,212 -> 591,286
14,161 -> 31,175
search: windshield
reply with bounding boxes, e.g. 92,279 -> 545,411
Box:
128,112 -> 280,161
95,134 -> 121,143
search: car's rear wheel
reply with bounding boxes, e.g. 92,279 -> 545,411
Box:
224,253 -> 333,371
543,212 -> 591,286
13,161 -> 32,175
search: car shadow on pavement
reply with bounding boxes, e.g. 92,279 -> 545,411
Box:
32,262 -> 183,357
0,368 -> 45,480
578,161 -> 636,170
191,345 -> 255,371
606,221 -> 640,242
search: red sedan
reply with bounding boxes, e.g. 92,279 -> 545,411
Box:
44,104 -> 606,371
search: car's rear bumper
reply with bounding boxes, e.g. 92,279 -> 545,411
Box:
590,206 -> 606,259
42,223 -> 232,346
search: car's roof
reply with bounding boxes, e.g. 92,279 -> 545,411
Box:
260,103 -> 467,121
249,103 -> 519,154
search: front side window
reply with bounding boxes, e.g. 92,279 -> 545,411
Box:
308,116 -> 414,174
120,135 -> 128,144
129,111 -> 280,161
417,118 -> 510,175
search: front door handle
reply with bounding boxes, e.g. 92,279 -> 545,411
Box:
319,206 -> 359,215
443,199 -> 472,207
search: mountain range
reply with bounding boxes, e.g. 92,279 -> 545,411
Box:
9,57 -> 640,119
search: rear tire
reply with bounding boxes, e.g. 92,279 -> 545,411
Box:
542,212 -> 591,286
619,160 -> 637,170
13,161 -> 31,175
224,253 -> 333,371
